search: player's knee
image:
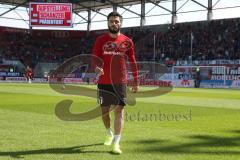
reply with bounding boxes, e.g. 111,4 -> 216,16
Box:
101,107 -> 110,115
114,106 -> 124,117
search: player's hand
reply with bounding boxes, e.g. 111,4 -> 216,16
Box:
132,85 -> 139,93
95,66 -> 104,76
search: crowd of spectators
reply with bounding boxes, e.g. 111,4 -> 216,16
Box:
0,17 -> 240,69
0,29 -> 95,68
139,18 -> 240,62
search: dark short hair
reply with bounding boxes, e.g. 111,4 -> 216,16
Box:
107,12 -> 123,22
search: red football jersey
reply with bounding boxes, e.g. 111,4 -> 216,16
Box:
26,68 -> 33,78
92,33 -> 138,85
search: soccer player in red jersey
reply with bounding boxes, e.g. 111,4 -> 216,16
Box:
92,12 -> 139,154
26,66 -> 33,83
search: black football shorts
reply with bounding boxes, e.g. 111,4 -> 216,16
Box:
97,84 -> 127,107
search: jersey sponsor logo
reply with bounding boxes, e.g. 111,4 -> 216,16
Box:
103,51 -> 123,55
103,41 -> 117,52
102,40 -> 131,55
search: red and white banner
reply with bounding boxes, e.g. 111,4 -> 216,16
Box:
29,3 -> 72,27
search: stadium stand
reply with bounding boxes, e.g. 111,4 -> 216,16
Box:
0,17 -> 240,76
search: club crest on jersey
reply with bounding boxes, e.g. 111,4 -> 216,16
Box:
119,40 -> 131,52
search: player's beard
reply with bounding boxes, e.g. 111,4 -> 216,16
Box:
108,25 -> 120,34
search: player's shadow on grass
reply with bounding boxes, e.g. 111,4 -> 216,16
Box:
228,129 -> 240,134
130,131 -> 240,155
0,143 -> 110,158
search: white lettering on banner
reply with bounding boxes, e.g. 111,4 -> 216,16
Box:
215,60 -> 240,65
39,19 -> 64,24
39,12 -> 65,19
211,75 -> 240,80
6,77 -> 26,81
226,67 -> 240,75
176,60 -> 240,66
37,5 -> 70,12
212,66 -> 225,74
211,67 -> 240,80
211,75 -> 224,80
3,77 -> 48,83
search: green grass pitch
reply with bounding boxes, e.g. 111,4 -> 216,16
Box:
0,83 -> 239,160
